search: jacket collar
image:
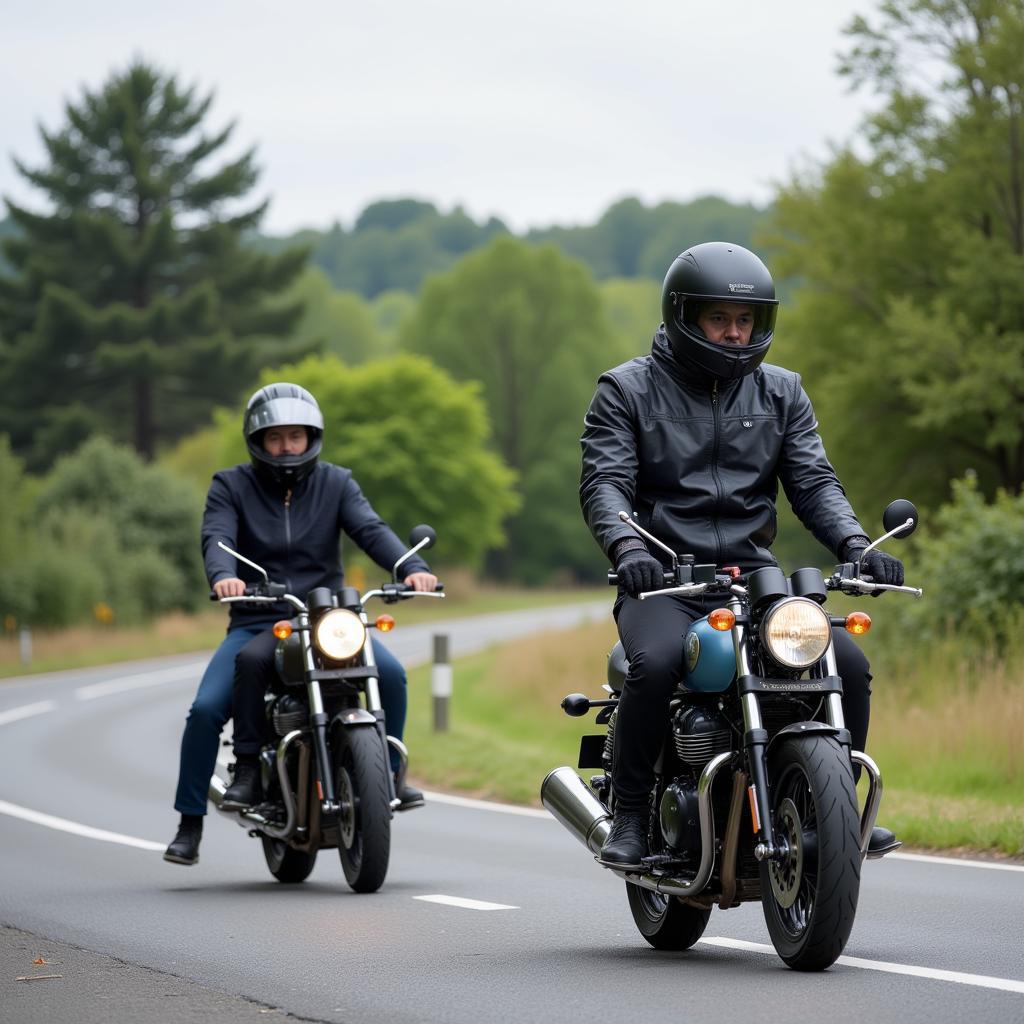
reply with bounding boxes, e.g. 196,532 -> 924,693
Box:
650,325 -> 730,394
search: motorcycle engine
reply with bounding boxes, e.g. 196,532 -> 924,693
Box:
660,704 -> 733,855
269,694 -> 307,736
672,705 -> 732,767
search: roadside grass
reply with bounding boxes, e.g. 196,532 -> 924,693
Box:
0,576 -> 605,680
406,617 -> 1024,857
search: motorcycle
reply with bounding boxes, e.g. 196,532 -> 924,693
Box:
207,525 -> 443,893
541,500 -> 922,970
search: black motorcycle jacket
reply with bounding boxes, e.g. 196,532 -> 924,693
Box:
202,461 -> 430,626
580,328 -> 866,571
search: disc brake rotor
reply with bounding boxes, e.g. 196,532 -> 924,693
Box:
337,767 -> 356,848
769,797 -> 804,909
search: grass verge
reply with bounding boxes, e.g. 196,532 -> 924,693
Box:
0,580 -> 606,680
405,617 -> 1024,858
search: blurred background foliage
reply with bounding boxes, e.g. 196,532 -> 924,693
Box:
2,0 -> 1024,654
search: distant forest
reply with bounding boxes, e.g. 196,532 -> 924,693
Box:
252,195 -> 768,297
0,195 -> 766,298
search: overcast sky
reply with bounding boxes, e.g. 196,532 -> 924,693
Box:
2,1 -> 882,235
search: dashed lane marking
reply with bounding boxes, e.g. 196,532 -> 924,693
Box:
0,700 -> 56,726
414,895 -> 518,911
700,937 -> 1024,994
74,662 -> 206,701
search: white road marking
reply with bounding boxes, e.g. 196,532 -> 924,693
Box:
74,661 -> 206,701
700,937 -> 1024,994
889,851 -> 1024,873
0,800 -> 164,851
425,793 -> 1024,873
414,894 -> 518,911
0,700 -> 56,726
423,790 -> 550,819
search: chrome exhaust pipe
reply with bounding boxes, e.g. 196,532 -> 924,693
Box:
542,752 -> 735,900
208,730 -> 303,840
541,767 -> 612,855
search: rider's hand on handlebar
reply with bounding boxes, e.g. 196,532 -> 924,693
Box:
614,547 -> 665,599
404,571 -> 439,592
213,577 -> 247,598
846,547 -> 905,594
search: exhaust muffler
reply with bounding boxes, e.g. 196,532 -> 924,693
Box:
540,766 -> 611,855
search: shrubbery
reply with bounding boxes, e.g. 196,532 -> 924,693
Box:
0,436 -> 205,628
889,474 -> 1024,648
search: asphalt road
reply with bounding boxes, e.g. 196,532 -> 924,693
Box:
1,602 -> 1023,1024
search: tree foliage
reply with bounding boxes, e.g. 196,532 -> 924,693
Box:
766,0 -> 1024,519
401,237 -> 632,581
206,354 -> 519,569
0,60 -> 309,469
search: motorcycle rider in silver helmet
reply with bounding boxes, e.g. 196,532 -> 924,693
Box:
580,242 -> 903,868
164,383 -> 438,865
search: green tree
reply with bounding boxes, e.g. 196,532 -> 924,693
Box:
766,1 -> 1024,517
286,267 -> 383,363
0,60 -> 308,468
401,237 -> 622,581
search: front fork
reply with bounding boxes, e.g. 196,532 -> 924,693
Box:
300,612 -> 340,814
303,619 -> 397,814
731,605 -> 881,861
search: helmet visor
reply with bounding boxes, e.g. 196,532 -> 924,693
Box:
681,298 -> 778,347
245,397 -> 324,438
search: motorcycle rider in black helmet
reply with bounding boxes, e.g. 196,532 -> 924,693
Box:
164,383 -> 437,865
580,242 -> 903,868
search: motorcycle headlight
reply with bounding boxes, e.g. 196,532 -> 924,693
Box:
761,597 -> 832,669
312,608 -> 367,661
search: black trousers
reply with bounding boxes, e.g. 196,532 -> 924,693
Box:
612,594 -> 872,809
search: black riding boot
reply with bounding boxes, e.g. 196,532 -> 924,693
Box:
222,755 -> 262,810
599,807 -> 649,868
163,814 -> 203,866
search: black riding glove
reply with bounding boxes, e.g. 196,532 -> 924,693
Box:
841,538 -> 905,592
614,544 -> 664,598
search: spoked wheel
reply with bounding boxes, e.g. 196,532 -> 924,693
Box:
261,837 -> 317,883
760,735 -> 861,971
626,884 -> 711,950
334,727 -> 391,893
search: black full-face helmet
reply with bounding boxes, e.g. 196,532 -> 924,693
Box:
661,242 -> 779,381
243,382 -> 324,487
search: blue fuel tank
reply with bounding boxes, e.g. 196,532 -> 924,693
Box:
682,616 -> 736,693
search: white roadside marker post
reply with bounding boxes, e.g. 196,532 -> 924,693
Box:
432,633 -> 452,732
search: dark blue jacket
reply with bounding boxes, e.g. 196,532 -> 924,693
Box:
202,462 -> 430,626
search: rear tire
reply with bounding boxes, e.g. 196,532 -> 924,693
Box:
261,837 -> 317,883
626,884 -> 711,950
334,727 -> 391,893
760,735 -> 861,971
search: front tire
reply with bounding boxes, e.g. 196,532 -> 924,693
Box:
262,837 -> 317,883
760,735 -> 861,971
334,727 -> 391,893
626,884 -> 711,950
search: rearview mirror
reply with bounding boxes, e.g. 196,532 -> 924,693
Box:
882,499 -> 918,539
408,524 -> 436,551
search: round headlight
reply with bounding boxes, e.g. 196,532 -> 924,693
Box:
761,597 -> 831,669
313,608 -> 367,661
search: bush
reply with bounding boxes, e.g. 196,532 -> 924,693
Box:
890,474 -> 1024,649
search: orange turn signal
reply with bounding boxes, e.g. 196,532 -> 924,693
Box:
845,611 -> 872,636
273,620 -> 293,640
708,608 -> 736,631
375,614 -> 396,633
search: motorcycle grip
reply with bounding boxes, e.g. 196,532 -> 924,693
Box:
606,571 -> 674,585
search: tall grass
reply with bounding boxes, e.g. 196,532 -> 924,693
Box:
406,616 -> 1024,856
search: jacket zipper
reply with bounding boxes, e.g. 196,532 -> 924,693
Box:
284,488 -> 293,592
710,381 -> 724,565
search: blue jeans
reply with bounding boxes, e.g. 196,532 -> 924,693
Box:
173,626 -> 409,815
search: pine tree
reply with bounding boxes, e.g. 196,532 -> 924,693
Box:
0,61 -> 308,467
